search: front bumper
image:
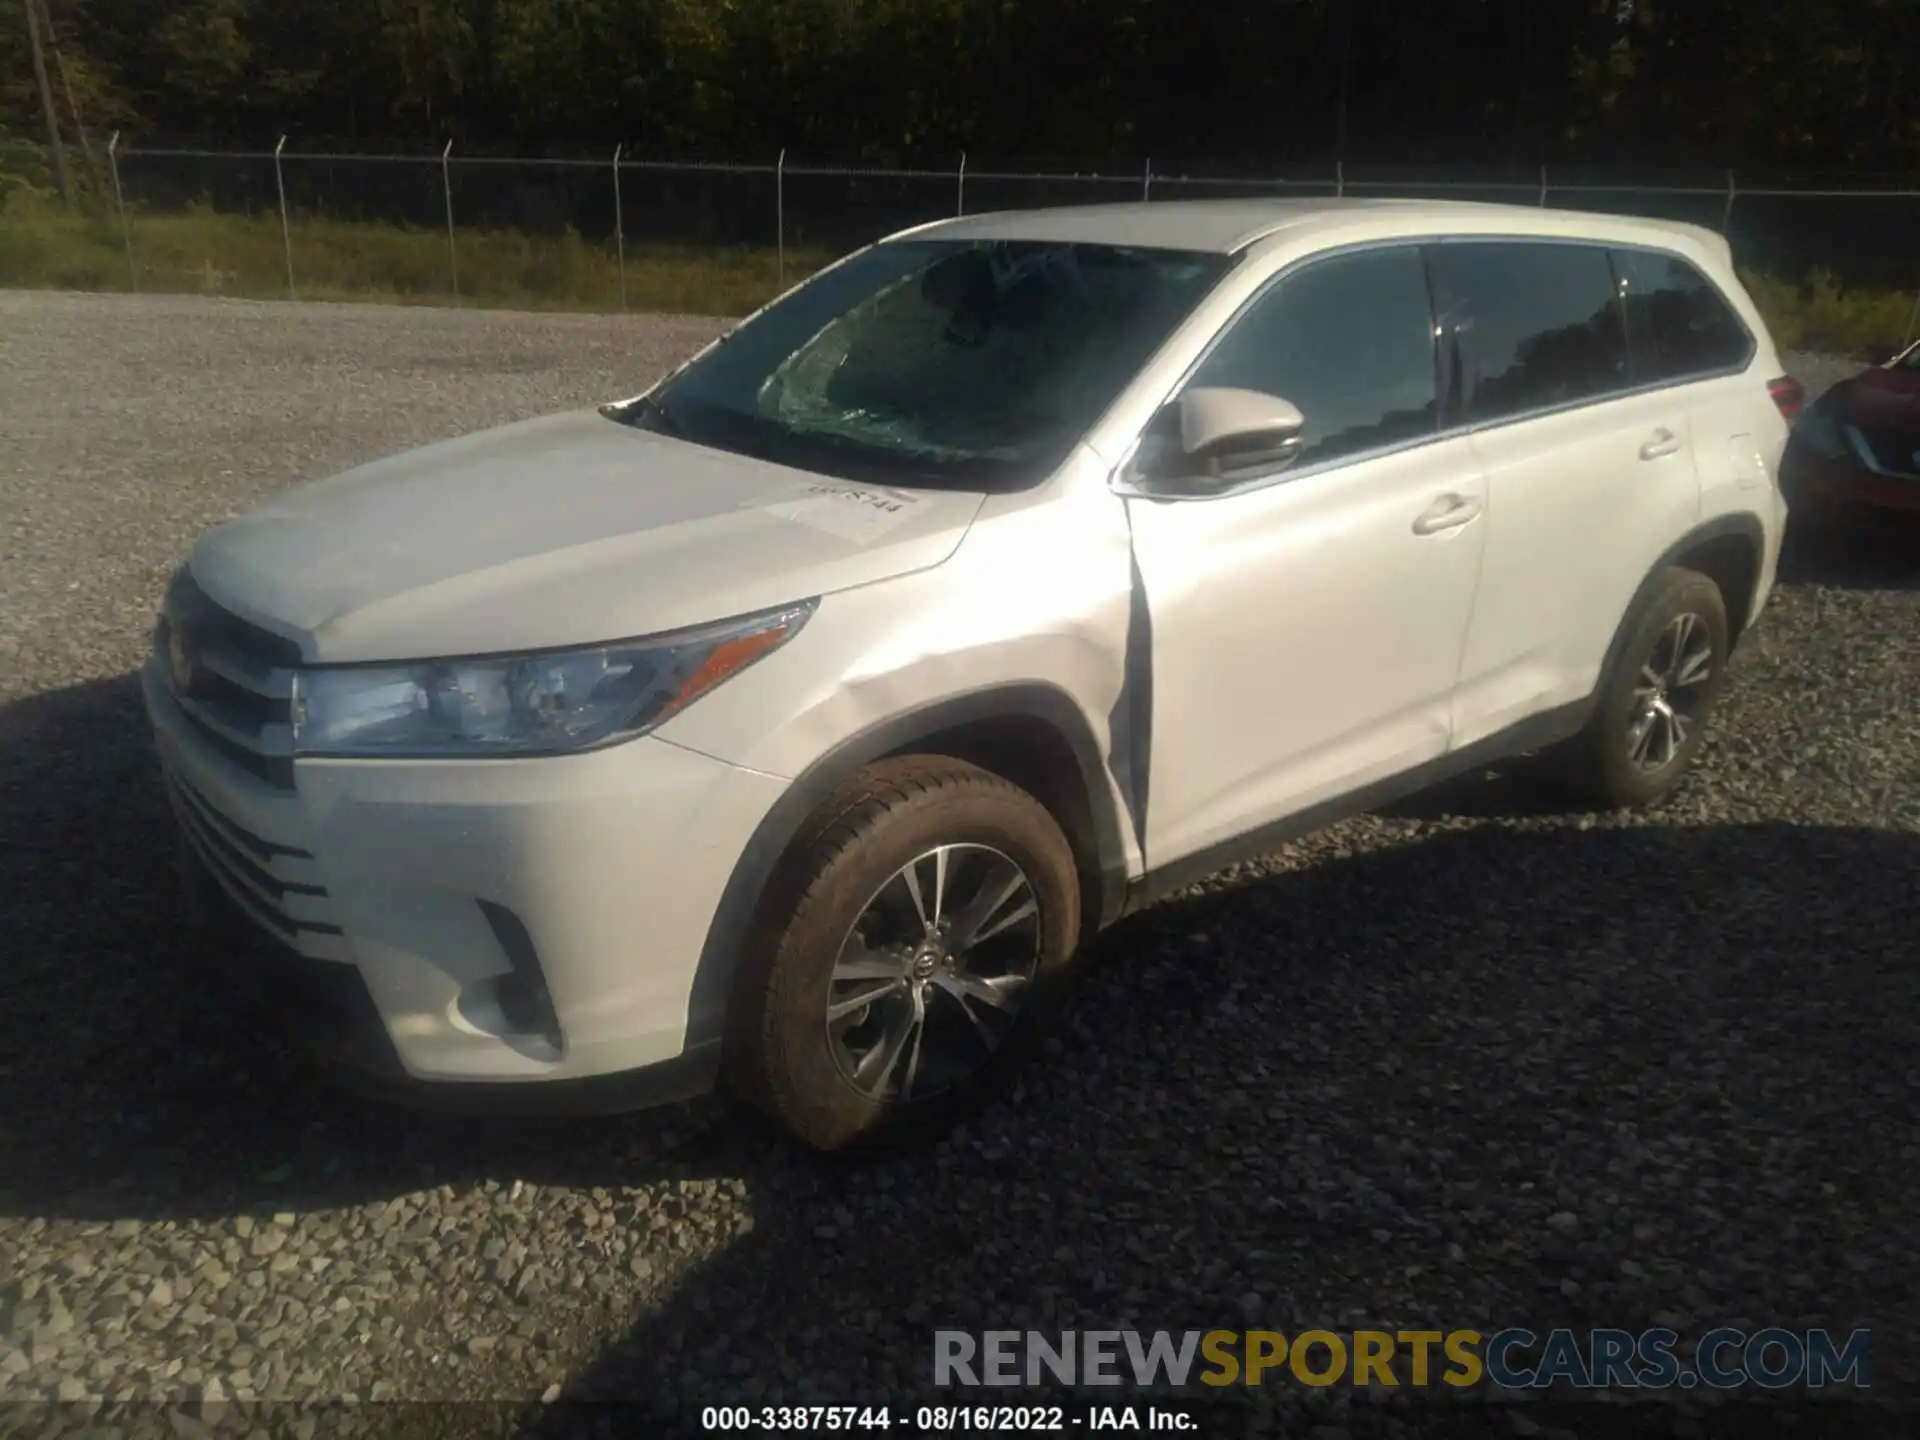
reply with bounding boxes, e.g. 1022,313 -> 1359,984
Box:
142,656 -> 789,1099
175,840 -> 722,1113
1781,447 -> 1920,515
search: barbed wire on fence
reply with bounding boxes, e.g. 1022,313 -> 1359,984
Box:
4,135 -> 1917,337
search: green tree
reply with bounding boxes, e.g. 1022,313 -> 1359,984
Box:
378,0 -> 475,131
3,0 -> 1915,172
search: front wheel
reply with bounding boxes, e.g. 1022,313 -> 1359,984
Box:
725,757 -> 1082,1152
1552,566 -> 1730,809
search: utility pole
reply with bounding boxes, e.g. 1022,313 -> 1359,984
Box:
1334,0 -> 1355,168
24,0 -> 75,207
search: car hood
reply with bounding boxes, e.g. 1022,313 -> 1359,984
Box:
1833,366 -> 1920,432
188,409 -> 986,662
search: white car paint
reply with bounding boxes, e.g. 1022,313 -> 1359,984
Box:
191,409 -> 984,662
1120,435 -> 1490,867
143,198 -> 1790,1102
1449,387 -> 1703,747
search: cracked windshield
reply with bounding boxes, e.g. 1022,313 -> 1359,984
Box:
635,240 -> 1231,483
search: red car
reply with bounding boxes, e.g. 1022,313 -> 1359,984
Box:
1781,338 -> 1920,523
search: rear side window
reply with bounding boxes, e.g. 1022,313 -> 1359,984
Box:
1185,245 -> 1438,469
1427,241 -> 1629,424
1611,248 -> 1753,382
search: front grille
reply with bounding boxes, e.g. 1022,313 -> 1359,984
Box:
178,843 -> 403,1079
165,770 -> 343,941
155,569 -> 300,789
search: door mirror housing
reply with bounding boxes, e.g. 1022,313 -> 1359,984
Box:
1130,387 -> 1308,492
1182,386 -> 1307,465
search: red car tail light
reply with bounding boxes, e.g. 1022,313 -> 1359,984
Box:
1768,375 -> 1806,421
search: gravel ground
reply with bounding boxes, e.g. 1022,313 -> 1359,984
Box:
1,291 -> 1917,1439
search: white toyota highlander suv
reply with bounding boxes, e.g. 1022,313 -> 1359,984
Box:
145,199 -> 1795,1150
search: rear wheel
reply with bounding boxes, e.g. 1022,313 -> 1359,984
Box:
726,757 -> 1081,1151
1552,566 -> 1730,809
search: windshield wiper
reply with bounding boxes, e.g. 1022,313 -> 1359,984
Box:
637,394 -> 685,436
605,393 -> 685,437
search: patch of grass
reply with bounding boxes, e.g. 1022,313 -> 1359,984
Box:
1740,267 -> 1919,358
0,195 -> 830,315
3,193 -> 1913,355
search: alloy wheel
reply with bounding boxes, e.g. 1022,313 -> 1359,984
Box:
1627,610 -> 1715,773
824,843 -> 1042,1101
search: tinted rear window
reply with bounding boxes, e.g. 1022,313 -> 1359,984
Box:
1611,248 -> 1753,382
1427,241 -> 1629,424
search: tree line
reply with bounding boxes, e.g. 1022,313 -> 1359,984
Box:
4,0 -> 1916,173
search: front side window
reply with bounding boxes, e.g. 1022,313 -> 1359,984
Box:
1427,241 -> 1629,424
1180,245 -> 1440,470
1612,248 -> 1753,382
617,239 -> 1233,488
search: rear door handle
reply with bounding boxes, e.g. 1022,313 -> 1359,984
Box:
1639,427 -> 1683,461
1412,493 -> 1483,535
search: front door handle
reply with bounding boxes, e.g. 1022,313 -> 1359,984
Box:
1412,493 -> 1483,535
1639,427 -> 1684,461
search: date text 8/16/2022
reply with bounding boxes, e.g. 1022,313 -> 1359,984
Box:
700,1404 -> 1199,1432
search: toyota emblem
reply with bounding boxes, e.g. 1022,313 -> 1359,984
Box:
168,625 -> 198,696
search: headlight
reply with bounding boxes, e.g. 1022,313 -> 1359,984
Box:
290,602 -> 814,758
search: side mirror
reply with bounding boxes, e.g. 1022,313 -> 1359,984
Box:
1126,386 -> 1310,493
1157,387 -> 1307,488
1182,386 -> 1306,460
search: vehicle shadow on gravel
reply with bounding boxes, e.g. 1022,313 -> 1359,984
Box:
1777,511 -> 1920,593
0,672 -> 768,1229
4,675 -> 1917,1439
519,816 -> 1917,1438
515,815 -> 1918,1438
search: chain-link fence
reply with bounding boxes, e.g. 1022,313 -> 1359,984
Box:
5,136 -> 1918,343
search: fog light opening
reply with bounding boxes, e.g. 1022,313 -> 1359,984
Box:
496,970 -> 560,1045
455,973 -> 564,1056
472,899 -> 566,1057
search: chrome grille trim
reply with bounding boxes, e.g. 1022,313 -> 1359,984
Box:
171,772 -> 310,862
161,568 -> 303,666
156,568 -> 302,789
172,690 -> 295,757
196,641 -> 296,701
171,780 -> 322,901
164,771 -> 342,939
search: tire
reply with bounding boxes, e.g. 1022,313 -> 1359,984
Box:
724,756 -> 1082,1152
1552,566 -> 1730,809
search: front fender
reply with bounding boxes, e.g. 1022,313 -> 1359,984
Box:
660,467 -> 1141,1049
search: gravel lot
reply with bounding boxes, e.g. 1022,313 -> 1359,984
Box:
2,291 -> 1917,1439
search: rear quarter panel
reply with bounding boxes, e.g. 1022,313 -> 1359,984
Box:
1690,259 -> 1791,616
